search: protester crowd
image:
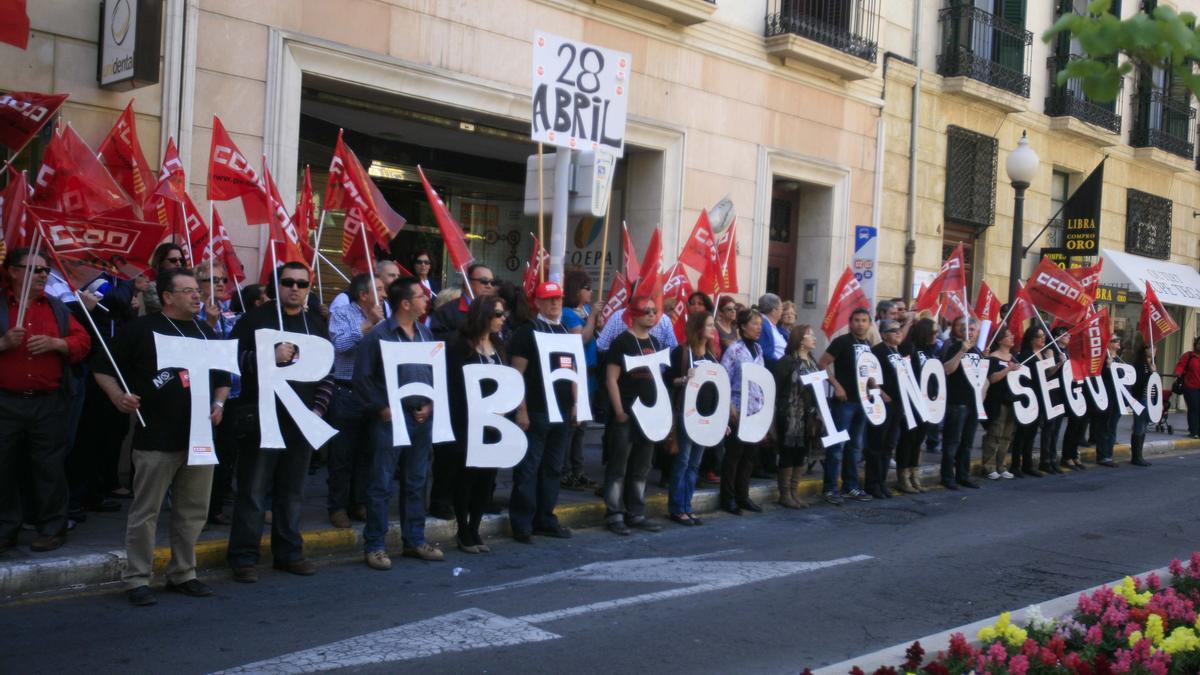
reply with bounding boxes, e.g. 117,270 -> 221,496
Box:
3,237 -> 1198,609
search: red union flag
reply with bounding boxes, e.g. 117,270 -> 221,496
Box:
921,243 -> 966,303
663,262 -> 693,344
621,221 -> 639,285
1067,260 -> 1103,299
942,287 -> 972,324
28,205 -> 165,289
154,137 -> 188,203
98,102 -> 156,211
522,234 -> 549,305
1066,308 -> 1110,381
293,166 -> 315,248
1007,285 -> 1036,346
0,0 -> 30,50
31,125 -> 133,218
1024,257 -> 1093,323
417,165 -> 472,273
974,280 -> 1001,325
208,208 -> 246,285
1,168 -> 30,254
600,272 -> 629,324
821,266 -> 871,339
678,209 -> 718,276
340,206 -> 373,274
206,116 -> 271,226
326,130 -> 406,247
0,91 -> 67,152
1139,282 -> 1179,345
715,224 -> 738,295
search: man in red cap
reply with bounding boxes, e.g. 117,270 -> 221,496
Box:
507,280 -> 580,543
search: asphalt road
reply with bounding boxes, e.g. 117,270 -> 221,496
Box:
5,452 -> 1200,675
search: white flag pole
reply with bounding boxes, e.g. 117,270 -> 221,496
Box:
359,217 -> 380,308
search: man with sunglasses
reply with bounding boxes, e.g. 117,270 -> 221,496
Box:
430,263 -> 496,342
0,248 -> 91,554
227,262 -> 330,583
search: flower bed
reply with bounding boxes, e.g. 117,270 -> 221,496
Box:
810,553 -> 1200,675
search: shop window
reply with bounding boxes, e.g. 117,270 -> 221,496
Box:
1125,188 -> 1172,260
944,125 -> 998,229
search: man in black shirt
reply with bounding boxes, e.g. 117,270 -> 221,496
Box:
603,295 -> 665,535
509,281 -> 578,542
429,263 -> 496,342
94,269 -> 231,606
864,320 -> 903,499
227,262 -> 331,583
940,315 -> 982,489
817,308 -> 874,505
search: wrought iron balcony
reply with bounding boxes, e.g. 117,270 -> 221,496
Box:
1044,55 -> 1123,135
1130,87 -> 1195,159
765,0 -> 879,63
937,4 -> 1032,98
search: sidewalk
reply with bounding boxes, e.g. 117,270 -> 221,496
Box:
2,411 -> 1197,599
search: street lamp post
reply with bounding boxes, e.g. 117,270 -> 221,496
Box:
1005,131 -> 1040,304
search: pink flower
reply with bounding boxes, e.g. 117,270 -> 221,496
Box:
1008,654 -> 1029,675
1086,624 -> 1104,645
1145,572 -> 1162,591
1169,559 -> 1184,577
987,640 -> 1008,663
1113,648 -> 1134,673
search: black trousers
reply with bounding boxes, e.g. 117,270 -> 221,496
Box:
1040,416 -> 1064,467
0,391 -> 69,540
1060,414 -> 1088,462
719,434 -> 755,503
895,422 -> 927,470
68,376 -> 127,508
428,442 -> 456,515
1011,420 -> 1040,471
451,444 -> 496,542
864,403 -> 899,492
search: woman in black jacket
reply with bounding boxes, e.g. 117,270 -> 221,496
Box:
1128,337 -> 1155,467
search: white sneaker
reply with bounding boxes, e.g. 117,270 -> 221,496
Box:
365,550 -> 392,571
986,471 -> 1000,480
999,470 -> 1014,479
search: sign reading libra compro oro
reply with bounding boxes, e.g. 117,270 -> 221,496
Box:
531,31 -> 631,157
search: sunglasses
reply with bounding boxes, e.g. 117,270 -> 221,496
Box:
471,277 -> 496,287
169,287 -> 201,296
279,278 -> 311,289
494,310 -> 510,318
200,276 -> 229,284
12,264 -> 51,275
414,259 -> 432,265
640,307 -> 658,316
163,257 -> 185,265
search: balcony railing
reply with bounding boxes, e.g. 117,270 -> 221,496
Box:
1130,87 -> 1195,159
765,0 -> 879,63
1045,55 -> 1123,134
937,4 -> 1032,98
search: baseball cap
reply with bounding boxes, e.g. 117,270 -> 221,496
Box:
535,281 -> 564,299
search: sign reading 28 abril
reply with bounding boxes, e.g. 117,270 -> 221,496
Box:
531,32 -> 631,157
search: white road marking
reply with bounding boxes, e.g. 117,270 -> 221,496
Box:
214,553 -> 873,674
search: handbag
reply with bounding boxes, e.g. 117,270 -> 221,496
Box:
1173,354 -> 1192,395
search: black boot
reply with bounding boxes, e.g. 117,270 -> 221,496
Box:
1130,434 -> 1151,467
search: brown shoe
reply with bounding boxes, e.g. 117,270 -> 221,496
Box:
329,510 -> 351,529
30,533 -> 65,552
231,566 -> 258,583
273,558 -> 317,576
402,543 -> 445,561
364,550 -> 392,571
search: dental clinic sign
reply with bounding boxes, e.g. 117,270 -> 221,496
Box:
531,31 -> 631,157
97,0 -> 162,90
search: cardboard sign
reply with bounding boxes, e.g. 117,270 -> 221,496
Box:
623,348 -> 672,442
737,363 -> 775,443
254,329 -> 338,450
855,351 -> 886,426
531,31 -> 631,157
153,333 -> 238,465
801,370 -> 848,448
379,341 -> 454,447
682,363 -> 730,448
462,364 -> 528,469
533,332 -> 592,424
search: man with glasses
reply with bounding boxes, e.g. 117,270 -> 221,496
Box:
329,260 -> 399,317
430,263 -> 496,342
94,268 -> 230,605
0,248 -> 91,553
227,262 -> 330,583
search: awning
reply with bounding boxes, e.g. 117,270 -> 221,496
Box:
1100,249 -> 1200,309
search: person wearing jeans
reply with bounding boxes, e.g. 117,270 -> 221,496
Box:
817,307 -> 874,505
827,401 -> 867,499
939,316 -> 981,490
1095,336 -> 1122,467
667,312 -> 721,524
363,414 -> 432,553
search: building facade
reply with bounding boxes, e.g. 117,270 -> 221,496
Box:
3,0 -> 1198,366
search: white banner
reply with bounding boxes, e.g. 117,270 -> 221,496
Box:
531,31 -> 631,157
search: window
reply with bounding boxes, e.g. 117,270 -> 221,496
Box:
944,125 -> 998,229
1125,188 -> 1172,260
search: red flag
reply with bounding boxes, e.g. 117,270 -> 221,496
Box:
0,91 -> 65,151
974,281 -> 1001,325
678,209 -> 719,275
0,0 -> 29,49
1066,260 -> 1103,299
1,169 -> 30,255
820,266 -> 871,339
663,262 -> 693,344
256,162 -> 310,285
340,206 -> 373,275
98,102 -> 156,212
29,206 -> 165,290
1139,282 -> 1179,346
621,221 -> 639,285
715,224 -> 738,295
209,208 -> 246,285
522,235 -> 549,305
919,243 -> 967,303
601,272 -> 629,325
31,125 -> 133,218
632,228 -> 662,301
154,137 -> 188,203
326,130 -> 405,247
417,165 -> 473,274
293,165 -> 315,248
1024,257 -> 1093,324
206,116 -> 271,226
942,287 -> 972,324
914,282 -> 936,313
1066,308 -> 1110,381
1007,285 -> 1037,346
177,194 -> 211,267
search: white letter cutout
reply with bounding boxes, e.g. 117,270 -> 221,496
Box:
1061,363 -> 1089,417
462,364 -> 527,468
682,362 -> 731,448
961,357 -> 988,420
254,329 -> 337,450
856,352 -> 887,426
1036,359 -> 1065,422
154,334 -> 239,466
1110,362 -> 1144,417
737,362 -> 776,443
1084,375 -> 1109,411
1008,365 -> 1040,426
624,348 -> 672,442
802,370 -> 848,448
1146,372 -> 1164,424
921,359 -> 947,425
379,340 -> 454,446
533,332 -> 592,424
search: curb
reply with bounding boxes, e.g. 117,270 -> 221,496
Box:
4,437 -> 1199,599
